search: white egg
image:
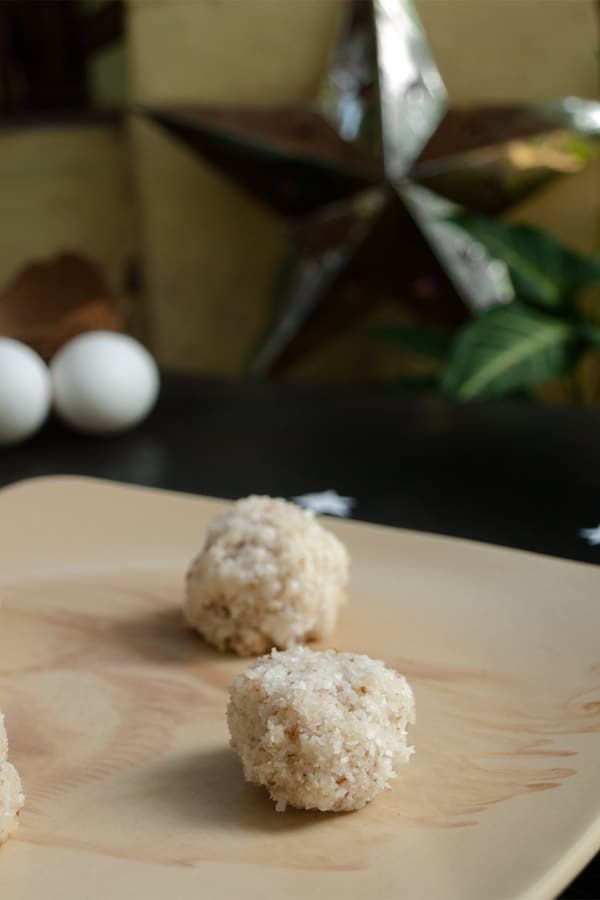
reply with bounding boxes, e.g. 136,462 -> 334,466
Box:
50,332 -> 160,435
0,338 -> 51,445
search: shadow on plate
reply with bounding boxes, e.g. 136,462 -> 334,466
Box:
109,606 -> 235,665
142,746 -> 340,834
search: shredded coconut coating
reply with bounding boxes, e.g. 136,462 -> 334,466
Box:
227,647 -> 415,812
0,714 -> 24,845
184,496 -> 350,656
0,714 -> 6,764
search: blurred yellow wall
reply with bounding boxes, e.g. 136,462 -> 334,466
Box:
416,0 -> 600,255
0,122 -> 134,295
417,0 -> 598,102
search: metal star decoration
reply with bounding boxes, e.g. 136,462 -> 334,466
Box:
142,0 -> 599,376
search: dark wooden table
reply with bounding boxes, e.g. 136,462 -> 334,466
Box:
1,374 -> 599,897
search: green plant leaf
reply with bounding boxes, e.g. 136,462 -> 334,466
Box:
580,322 -> 600,349
367,324 -> 451,360
453,215 -> 600,310
441,302 -> 577,399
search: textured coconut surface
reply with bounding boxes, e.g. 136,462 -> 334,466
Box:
227,647 -> 415,812
0,713 -> 24,845
185,496 -> 349,655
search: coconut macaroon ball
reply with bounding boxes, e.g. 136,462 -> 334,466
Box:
0,714 -> 6,763
227,646 -> 415,812
0,713 -> 25,845
0,764 -> 24,845
184,495 -> 350,656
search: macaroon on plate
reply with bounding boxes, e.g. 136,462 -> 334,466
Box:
1,477 -> 599,900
